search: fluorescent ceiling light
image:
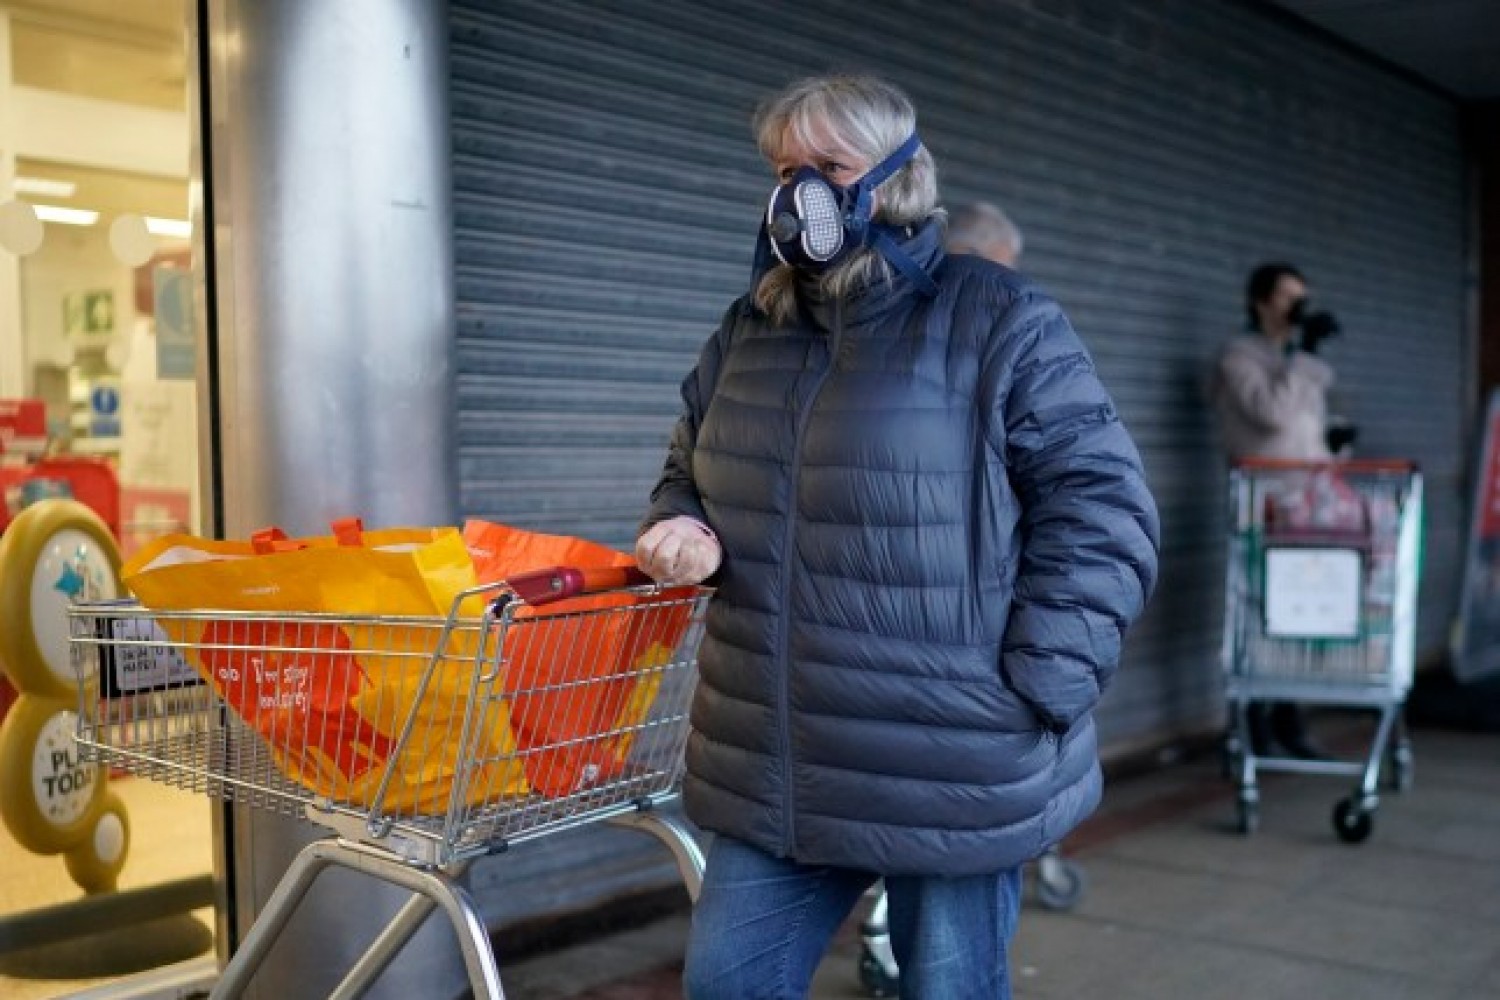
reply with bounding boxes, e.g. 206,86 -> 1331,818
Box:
14,176 -> 77,198
33,205 -> 99,226
144,216 -> 192,238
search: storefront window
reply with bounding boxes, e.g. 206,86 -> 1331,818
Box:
0,4 -> 213,996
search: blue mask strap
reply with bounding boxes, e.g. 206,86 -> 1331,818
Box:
871,227 -> 939,298
861,133 -> 923,190
848,133 -> 924,228
750,224 -> 775,287
857,134 -> 936,296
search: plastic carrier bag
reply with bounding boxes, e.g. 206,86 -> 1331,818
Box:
122,517 -> 700,808
121,518 -> 527,813
1264,467 -> 1369,540
462,520 -> 697,798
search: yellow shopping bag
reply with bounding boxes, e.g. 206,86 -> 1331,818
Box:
121,518 -> 528,812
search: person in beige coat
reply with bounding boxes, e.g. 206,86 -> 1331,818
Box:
1212,263 -> 1335,462
1212,261 -> 1342,758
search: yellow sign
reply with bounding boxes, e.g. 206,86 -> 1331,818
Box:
0,501 -> 129,892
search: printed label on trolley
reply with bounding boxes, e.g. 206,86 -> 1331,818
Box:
1263,546 -> 1363,639
98,616 -> 201,698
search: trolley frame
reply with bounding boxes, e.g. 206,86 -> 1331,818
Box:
1220,460 -> 1422,842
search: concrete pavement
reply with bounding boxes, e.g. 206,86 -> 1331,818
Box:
488,720 -> 1500,999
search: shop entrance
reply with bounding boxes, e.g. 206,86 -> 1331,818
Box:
0,3 -> 214,997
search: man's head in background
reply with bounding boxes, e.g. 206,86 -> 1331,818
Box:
945,201 -> 1023,267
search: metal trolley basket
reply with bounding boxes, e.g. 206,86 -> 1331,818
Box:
69,566 -> 712,1000
1222,460 -> 1423,843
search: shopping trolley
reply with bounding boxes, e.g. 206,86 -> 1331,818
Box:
68,565 -> 711,999
1221,460 -> 1422,843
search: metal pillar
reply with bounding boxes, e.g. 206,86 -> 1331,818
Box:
196,1 -> 459,996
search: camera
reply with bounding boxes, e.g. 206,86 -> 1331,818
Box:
1288,299 -> 1341,353
1326,416 -> 1358,455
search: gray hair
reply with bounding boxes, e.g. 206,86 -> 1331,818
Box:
751,75 -> 942,323
946,202 -> 1023,263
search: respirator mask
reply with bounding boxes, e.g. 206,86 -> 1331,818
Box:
755,132 -> 937,296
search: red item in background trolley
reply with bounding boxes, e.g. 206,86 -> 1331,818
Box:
1263,466 -> 1368,541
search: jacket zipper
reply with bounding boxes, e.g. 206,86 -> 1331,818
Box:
775,300 -> 844,857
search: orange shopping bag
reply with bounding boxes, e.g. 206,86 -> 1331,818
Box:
463,520 -> 696,798
122,518 -> 528,812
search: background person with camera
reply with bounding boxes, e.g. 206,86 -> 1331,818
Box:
1212,261 -> 1344,462
1210,261 -> 1345,758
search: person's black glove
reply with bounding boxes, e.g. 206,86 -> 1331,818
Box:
1297,310 -> 1341,354
1326,423 -> 1358,453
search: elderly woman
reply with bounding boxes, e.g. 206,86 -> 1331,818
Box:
637,74 -> 1159,1000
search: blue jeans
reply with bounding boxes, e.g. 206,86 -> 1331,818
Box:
683,835 -> 1021,1000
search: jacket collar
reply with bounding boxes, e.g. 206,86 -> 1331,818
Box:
794,217 -> 946,331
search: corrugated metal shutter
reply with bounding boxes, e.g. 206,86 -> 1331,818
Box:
450,0 -> 1469,919
447,0 -> 770,925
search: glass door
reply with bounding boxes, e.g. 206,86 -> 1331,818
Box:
0,3 -> 213,996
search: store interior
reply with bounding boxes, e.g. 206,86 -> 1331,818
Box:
1,3 -> 214,997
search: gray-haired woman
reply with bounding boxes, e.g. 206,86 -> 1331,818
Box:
637,74 -> 1159,1000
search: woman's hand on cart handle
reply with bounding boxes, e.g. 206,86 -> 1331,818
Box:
506,565 -> 657,606
636,516 -> 722,587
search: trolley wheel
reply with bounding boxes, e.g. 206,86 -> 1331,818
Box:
858,944 -> 900,998
1034,857 -> 1087,911
1235,797 -> 1259,835
1333,798 -> 1375,844
1387,743 -> 1414,793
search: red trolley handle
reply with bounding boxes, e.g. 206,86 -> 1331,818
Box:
1233,458 -> 1418,474
504,564 -> 656,607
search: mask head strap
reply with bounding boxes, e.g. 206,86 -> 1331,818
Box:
860,134 -> 938,297
845,132 -> 924,239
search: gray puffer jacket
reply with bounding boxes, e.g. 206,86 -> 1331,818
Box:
644,221 -> 1159,876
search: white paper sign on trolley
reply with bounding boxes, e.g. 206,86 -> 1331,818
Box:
1264,547 -> 1363,639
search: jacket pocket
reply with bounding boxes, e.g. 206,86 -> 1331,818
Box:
1081,609 -> 1122,672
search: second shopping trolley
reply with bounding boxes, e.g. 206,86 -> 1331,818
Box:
1221,459 -> 1422,842
69,565 -> 711,999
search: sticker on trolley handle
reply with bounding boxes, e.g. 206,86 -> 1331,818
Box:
97,615 -> 202,699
